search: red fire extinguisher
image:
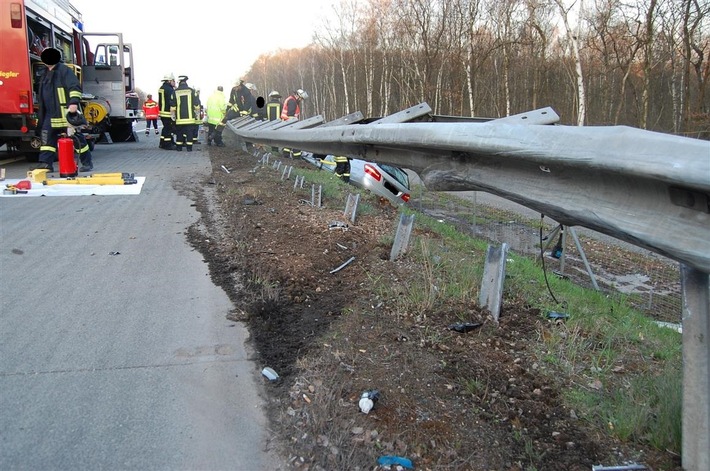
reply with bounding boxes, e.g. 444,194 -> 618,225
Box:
58,137 -> 77,178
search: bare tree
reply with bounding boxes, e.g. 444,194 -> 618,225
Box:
554,0 -> 587,125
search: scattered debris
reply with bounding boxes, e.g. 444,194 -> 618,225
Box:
221,165 -> 231,174
330,256 -> 355,274
653,321 -> 682,333
448,322 -> 482,333
547,311 -> 570,320
109,251 -> 121,255
591,463 -> 648,471
359,389 -> 380,414
328,220 -> 349,231
261,367 -> 279,381
377,455 -> 414,469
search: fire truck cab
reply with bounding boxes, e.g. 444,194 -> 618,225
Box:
0,0 -> 137,157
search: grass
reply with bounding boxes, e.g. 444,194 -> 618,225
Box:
392,196 -> 684,454
260,154 -> 684,455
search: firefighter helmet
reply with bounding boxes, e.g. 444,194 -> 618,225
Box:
162,73 -> 175,81
245,83 -> 257,91
268,90 -> 281,98
178,75 -> 189,82
296,89 -> 308,99
40,47 -> 62,66
66,110 -> 87,127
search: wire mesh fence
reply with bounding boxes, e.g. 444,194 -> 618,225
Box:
409,186 -> 682,324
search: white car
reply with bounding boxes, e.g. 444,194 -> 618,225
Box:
303,153 -> 411,206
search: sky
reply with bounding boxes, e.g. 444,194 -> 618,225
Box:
69,0 -> 331,98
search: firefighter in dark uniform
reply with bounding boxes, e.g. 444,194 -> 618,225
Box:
266,91 -> 282,121
174,75 -> 198,152
158,73 -> 177,149
266,90 -> 282,152
334,155 -> 351,183
35,47 -> 93,172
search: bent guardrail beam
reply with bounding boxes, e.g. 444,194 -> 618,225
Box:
227,104 -> 710,274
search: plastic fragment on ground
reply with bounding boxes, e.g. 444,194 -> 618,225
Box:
377,455 -> 414,469
448,322 -> 482,333
261,367 -> 279,381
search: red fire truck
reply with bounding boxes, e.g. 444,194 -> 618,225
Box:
0,0 -> 139,157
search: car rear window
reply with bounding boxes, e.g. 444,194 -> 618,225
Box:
378,164 -> 409,190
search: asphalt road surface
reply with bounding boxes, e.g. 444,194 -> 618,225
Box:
0,131 -> 283,470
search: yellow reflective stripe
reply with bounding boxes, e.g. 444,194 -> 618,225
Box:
69,91 -> 82,99
50,117 -> 69,127
58,88 -> 66,104
77,144 -> 89,153
40,145 -> 57,152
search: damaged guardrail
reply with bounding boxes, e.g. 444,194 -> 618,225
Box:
228,104 -> 710,470
226,103 -> 710,274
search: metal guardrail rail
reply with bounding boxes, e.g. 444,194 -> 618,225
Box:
227,103 -> 710,273
226,104 -> 710,471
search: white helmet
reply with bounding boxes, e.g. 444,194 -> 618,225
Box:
296,89 -> 308,99
245,82 -> 257,91
268,90 -> 281,98
162,73 -> 175,81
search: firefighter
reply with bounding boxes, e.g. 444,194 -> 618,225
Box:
281,89 -> 308,158
192,87 -> 203,144
205,86 -> 227,147
34,47 -> 93,172
334,155 -> 351,183
142,94 -> 160,136
174,75 -> 197,152
266,90 -> 282,121
266,90 -> 282,152
239,82 -> 258,118
158,73 -> 177,149
212,78 -> 250,144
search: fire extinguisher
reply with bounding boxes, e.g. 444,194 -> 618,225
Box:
58,136 -> 77,178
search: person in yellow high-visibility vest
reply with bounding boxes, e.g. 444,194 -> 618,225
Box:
206,86 -> 227,147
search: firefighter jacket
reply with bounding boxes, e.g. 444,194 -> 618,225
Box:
142,99 -> 160,120
228,84 -> 252,115
193,91 -> 203,125
158,81 -> 176,118
281,94 -> 300,120
206,90 -> 227,125
334,155 -> 351,182
37,62 -> 82,129
266,98 -> 282,121
174,82 -> 197,125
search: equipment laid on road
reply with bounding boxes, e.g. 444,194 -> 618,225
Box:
27,169 -> 137,185
4,180 -> 31,194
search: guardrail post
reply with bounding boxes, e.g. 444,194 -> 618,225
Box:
681,265 -> 710,471
479,243 -> 509,324
344,193 -> 360,224
310,184 -> 321,208
390,213 -> 415,261
293,175 -> 304,191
